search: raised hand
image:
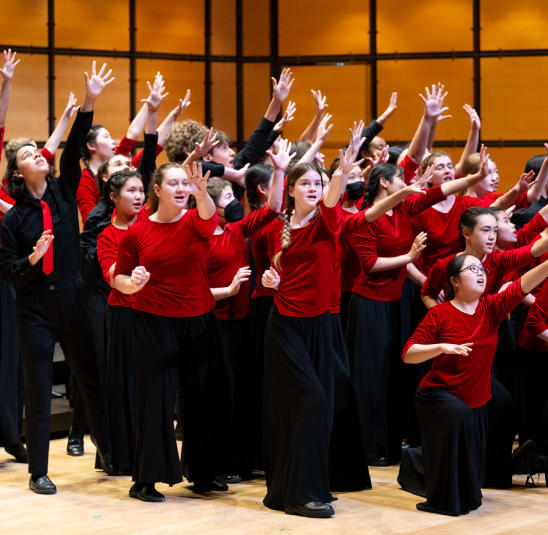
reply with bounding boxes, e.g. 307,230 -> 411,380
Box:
141,73 -> 169,112
0,49 -> 20,81
229,266 -> 252,296
266,138 -> 296,172
184,161 -> 211,197
173,89 -> 191,119
29,230 -> 54,265
419,82 -> 449,121
84,61 -> 115,99
262,267 -> 280,290
62,92 -> 79,119
274,100 -> 296,132
272,68 -> 294,104
349,120 -> 366,154
315,112 -> 333,143
408,231 -> 427,261
311,89 -> 328,115
439,342 -> 473,356
463,104 -> 480,130
196,127 -> 220,157
130,266 -> 150,290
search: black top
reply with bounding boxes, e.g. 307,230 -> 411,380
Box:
0,110 -> 93,294
200,116 -> 276,200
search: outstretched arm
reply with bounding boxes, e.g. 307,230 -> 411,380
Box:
43,92 -> 79,156
299,89 -> 327,142
0,49 -> 20,128
157,89 -> 191,147
454,104 -> 480,176
266,138 -> 296,213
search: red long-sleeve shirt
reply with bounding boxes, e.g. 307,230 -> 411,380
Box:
348,186 -> 446,302
517,279 -> 548,352
403,278 -> 526,408
114,209 -> 217,318
411,195 -> 484,276
274,201 -> 342,317
422,244 -> 534,301
208,204 -> 277,320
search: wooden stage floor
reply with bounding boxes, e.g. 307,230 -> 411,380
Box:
2,437 -> 548,534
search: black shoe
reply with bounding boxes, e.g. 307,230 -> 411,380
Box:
218,474 -> 242,484
512,439 -> 544,475
66,430 -> 84,456
191,479 -> 229,493
29,475 -> 57,495
129,483 -> 165,502
369,457 -> 393,467
90,436 -> 115,476
5,442 -> 28,463
285,501 -> 334,518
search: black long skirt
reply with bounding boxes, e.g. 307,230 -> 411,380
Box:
415,388 -> 487,516
217,316 -> 254,477
517,346 -> 548,454
328,313 -> 371,492
105,305 -> 135,474
0,279 -> 21,447
248,295 -> 274,470
345,293 -> 402,463
263,308 -> 334,510
132,309 -> 231,486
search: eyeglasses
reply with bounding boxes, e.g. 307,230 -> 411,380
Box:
459,264 -> 487,275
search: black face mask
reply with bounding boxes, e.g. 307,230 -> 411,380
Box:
224,198 -> 244,222
346,181 -> 365,201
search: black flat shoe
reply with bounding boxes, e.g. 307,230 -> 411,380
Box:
285,501 -> 334,518
5,442 -> 28,463
66,430 -> 84,457
29,475 -> 57,495
129,483 -> 165,502
191,479 -> 229,493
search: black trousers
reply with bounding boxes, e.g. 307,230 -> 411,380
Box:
416,389 -> 487,516
345,293 -> 402,463
105,305 -> 135,474
0,279 -> 21,447
132,309 -> 231,486
15,278 -> 107,475
248,295 -> 274,471
263,308 -> 335,511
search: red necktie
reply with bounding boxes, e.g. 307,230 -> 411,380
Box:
40,200 -> 53,276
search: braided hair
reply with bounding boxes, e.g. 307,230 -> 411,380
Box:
273,162 -> 319,269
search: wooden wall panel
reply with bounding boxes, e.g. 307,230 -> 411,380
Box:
55,56 -> 129,140
211,63 -> 237,140
377,59 -> 474,142
482,57 -> 548,140
55,0 -> 128,50
243,63 -> 270,139
136,0 -> 204,54
481,0 -> 547,50
1,0 -> 47,47
243,0 -> 269,56
3,54 -> 48,141
136,60 -> 205,126
278,0 -> 369,56
211,0 -> 236,56
377,0 -> 472,53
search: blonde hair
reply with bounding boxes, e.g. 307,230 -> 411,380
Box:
164,120 -> 208,163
